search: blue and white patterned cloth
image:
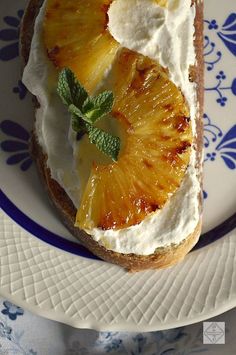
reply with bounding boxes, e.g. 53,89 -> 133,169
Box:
0,298 -> 235,355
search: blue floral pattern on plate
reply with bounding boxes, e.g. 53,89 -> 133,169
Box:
203,11 -> 236,200
0,9 -> 24,61
216,125 -> 236,170
203,34 -> 222,71
205,70 -> 236,107
205,13 -> 236,57
13,80 -> 28,100
0,120 -> 33,171
218,13 -> 236,57
204,115 -> 236,170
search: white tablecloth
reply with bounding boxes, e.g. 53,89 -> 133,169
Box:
0,297 -> 235,355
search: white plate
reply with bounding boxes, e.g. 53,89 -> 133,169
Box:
0,0 -> 236,331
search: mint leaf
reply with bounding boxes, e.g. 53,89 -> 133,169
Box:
57,68 -> 88,108
68,105 -> 86,133
86,123 -> 120,162
69,104 -> 91,124
93,91 -> 114,113
82,91 -> 114,122
81,97 -> 94,114
71,113 -> 84,134
68,104 -> 84,119
57,68 -> 120,161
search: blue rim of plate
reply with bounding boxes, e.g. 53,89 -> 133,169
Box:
1,189 -> 236,259
0,189 -> 98,260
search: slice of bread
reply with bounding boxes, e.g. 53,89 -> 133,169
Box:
20,0 -> 203,272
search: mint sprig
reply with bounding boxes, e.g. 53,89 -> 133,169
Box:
57,68 -> 120,161
82,91 -> 114,123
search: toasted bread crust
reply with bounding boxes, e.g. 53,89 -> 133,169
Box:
21,0 -> 203,271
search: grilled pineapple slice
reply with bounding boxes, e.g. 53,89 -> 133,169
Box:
43,0 -> 119,93
76,49 -> 192,230
43,0 -> 192,230
44,0 -> 167,93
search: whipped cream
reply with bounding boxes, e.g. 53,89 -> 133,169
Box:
23,0 -> 201,255
22,3 -> 82,207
